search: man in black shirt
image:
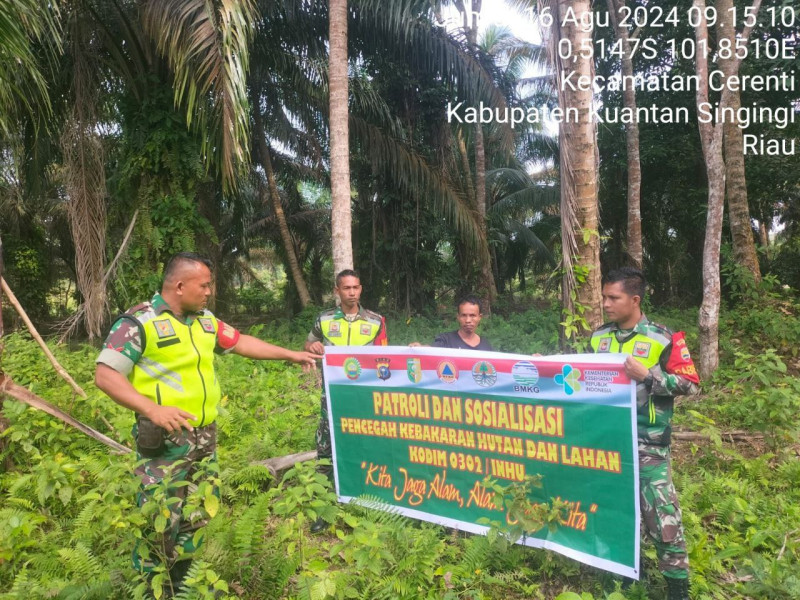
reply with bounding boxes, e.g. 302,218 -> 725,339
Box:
414,294 -> 493,350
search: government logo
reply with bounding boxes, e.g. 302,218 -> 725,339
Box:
512,361 -> 539,385
555,364 -> 582,396
376,357 -> 392,381
437,361 -> 458,384
407,358 -> 422,383
471,361 -> 497,387
343,357 -> 361,380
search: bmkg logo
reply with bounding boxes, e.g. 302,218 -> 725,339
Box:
555,364 -> 582,395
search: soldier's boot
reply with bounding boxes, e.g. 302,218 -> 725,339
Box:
310,516 -> 327,534
620,576 -> 634,590
168,559 -> 193,596
665,576 -> 689,600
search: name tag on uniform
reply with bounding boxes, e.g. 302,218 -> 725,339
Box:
198,317 -> 215,333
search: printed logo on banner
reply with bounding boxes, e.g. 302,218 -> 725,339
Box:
343,358 -> 361,380
154,319 -> 176,338
407,358 -> 422,383
512,361 -> 539,385
680,346 -> 690,361
597,338 -> 611,352
555,364 -> 582,395
376,358 -> 392,381
437,361 -> 458,384
471,361 -> 497,387
633,341 -> 651,358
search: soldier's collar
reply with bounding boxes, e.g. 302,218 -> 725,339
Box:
333,304 -> 365,320
151,292 -> 204,322
151,292 -> 171,315
612,313 -> 649,343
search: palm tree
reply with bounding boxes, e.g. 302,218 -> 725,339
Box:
0,0 -> 60,136
540,0 -> 602,340
715,0 -> 761,284
606,0 -> 643,269
329,0 -> 353,274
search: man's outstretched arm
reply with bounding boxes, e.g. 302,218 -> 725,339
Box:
232,334 -> 322,370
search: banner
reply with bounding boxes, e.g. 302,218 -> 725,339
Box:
323,346 -> 640,578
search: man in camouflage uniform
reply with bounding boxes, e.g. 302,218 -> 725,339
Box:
590,267 -> 699,600
305,269 -> 387,532
95,252 -> 320,596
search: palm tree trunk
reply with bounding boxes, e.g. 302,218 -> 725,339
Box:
716,0 -> 761,284
62,18 -> 107,340
459,0 -> 496,311
252,102 -> 312,307
694,0 -> 763,378
607,0 -> 642,269
759,222 -> 769,247
475,124 -> 497,311
555,0 -> 603,335
329,0 -> 354,275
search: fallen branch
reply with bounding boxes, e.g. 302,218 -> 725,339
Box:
253,450 -> 317,478
1,277 -> 87,398
0,374 -> 131,455
673,430 -> 764,442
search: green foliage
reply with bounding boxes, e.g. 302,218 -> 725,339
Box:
111,80 -> 212,304
2,301 -> 800,598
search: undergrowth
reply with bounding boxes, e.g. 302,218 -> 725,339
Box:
1,303 -> 798,599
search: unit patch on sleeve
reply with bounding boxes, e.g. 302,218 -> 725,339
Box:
633,341 -> 651,358
154,319 -> 176,339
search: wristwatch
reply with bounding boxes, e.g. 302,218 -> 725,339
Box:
643,373 -> 654,389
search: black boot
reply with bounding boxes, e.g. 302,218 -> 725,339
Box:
665,577 -> 689,600
621,576 -> 634,590
168,559 -> 193,596
310,516 -> 327,534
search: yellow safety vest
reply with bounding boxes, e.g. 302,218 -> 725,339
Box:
129,308 -> 221,427
317,307 -> 384,346
590,321 -> 671,429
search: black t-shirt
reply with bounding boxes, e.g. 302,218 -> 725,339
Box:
432,331 -> 493,351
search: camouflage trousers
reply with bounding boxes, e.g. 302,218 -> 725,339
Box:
132,421 -> 219,573
316,394 -> 333,481
639,443 -> 689,579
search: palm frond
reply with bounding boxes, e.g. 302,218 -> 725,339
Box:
141,0 -> 258,191
0,0 -> 61,134
350,115 -> 485,251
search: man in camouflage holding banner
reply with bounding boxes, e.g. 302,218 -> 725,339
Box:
591,267 -> 699,600
95,253 -> 320,596
305,269 -> 387,532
